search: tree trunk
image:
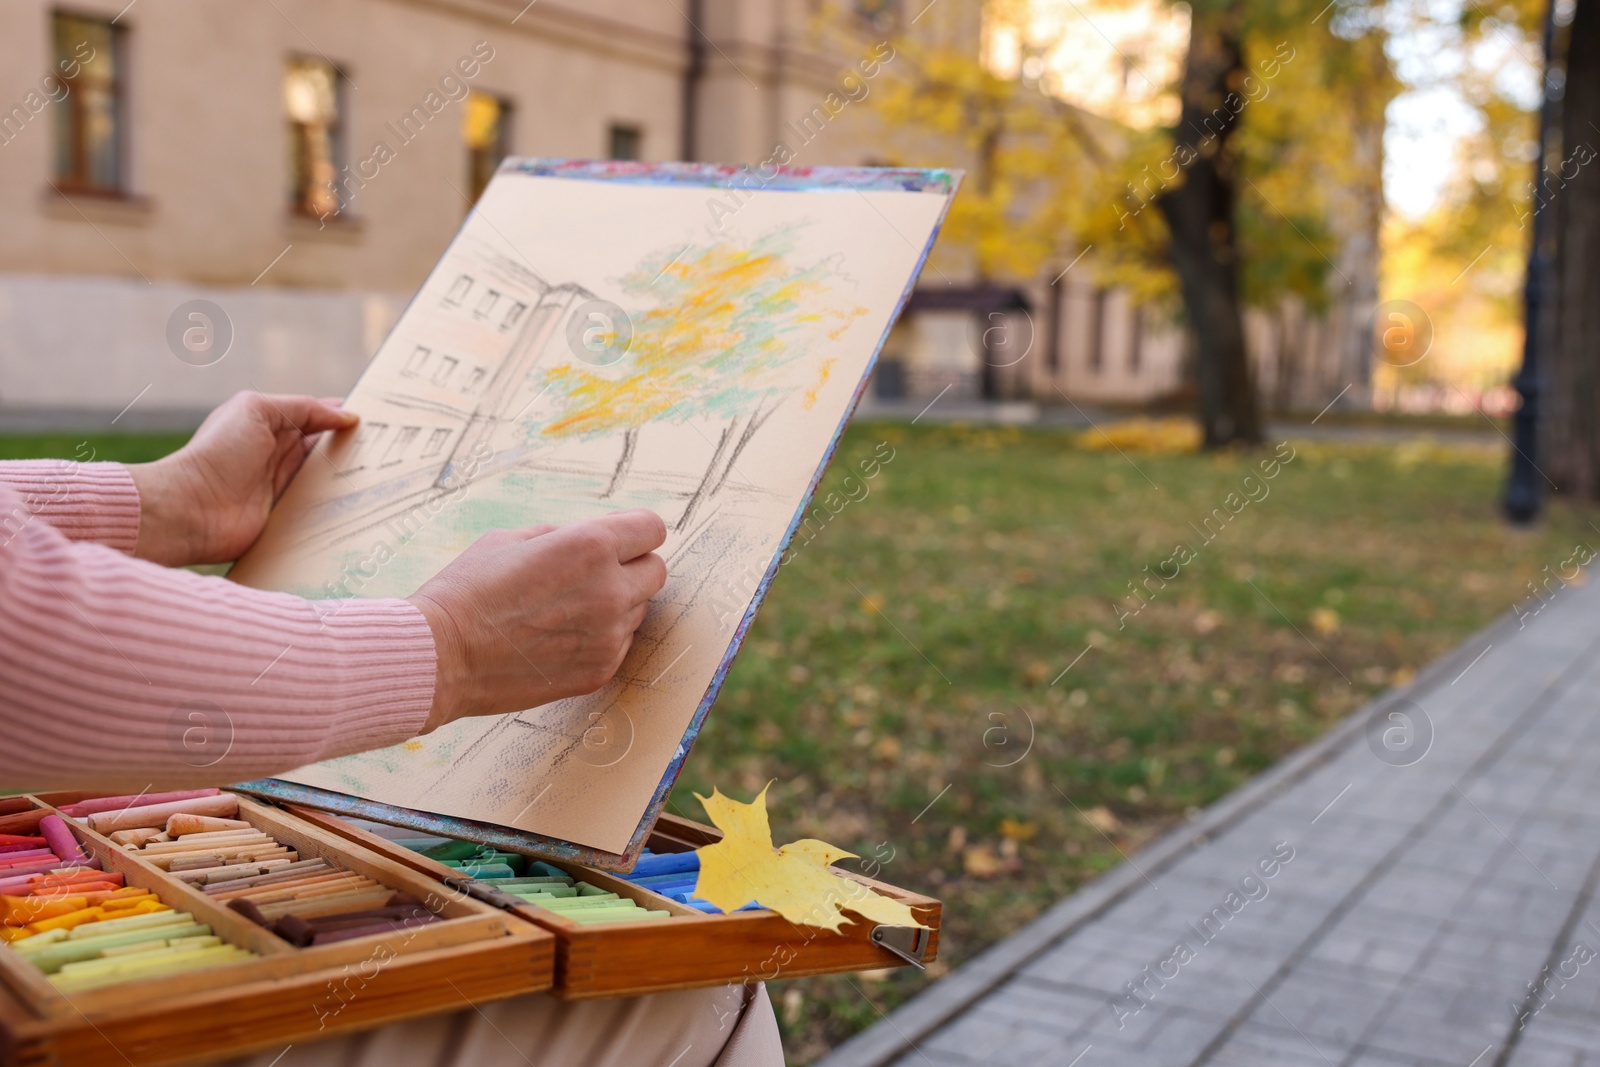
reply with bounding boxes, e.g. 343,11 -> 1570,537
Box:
1540,0 -> 1600,500
601,427 -> 639,498
1156,4 -> 1262,447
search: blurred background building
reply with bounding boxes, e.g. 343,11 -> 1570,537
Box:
0,0 -> 1377,423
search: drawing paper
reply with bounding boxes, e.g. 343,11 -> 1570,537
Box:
229,161 -> 958,855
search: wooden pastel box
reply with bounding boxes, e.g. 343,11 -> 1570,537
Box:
0,795 -> 553,1067
294,805 -> 943,999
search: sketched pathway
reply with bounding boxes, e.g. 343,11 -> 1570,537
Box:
820,578 -> 1600,1067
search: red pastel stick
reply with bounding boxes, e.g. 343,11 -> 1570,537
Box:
0,835 -> 46,848
58,789 -> 221,818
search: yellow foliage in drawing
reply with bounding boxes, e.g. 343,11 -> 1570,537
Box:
693,785 -> 927,932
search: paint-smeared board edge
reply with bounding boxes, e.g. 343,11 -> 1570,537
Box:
230,780 -> 638,869
243,160 -> 963,869
496,158 -> 960,194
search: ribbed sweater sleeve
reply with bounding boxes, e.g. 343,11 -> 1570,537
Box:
0,472 -> 437,793
0,459 -> 141,552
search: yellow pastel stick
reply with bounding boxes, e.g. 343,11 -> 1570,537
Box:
51,945 -> 251,991
25,906 -> 105,934
99,934 -> 222,958
59,905 -> 177,938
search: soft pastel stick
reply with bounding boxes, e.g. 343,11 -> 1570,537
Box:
166,814 -> 251,835
25,924 -> 212,972
0,851 -> 59,868
86,794 -> 238,833
100,934 -> 222,958
310,916 -> 439,945
51,945 -> 251,991
25,906 -> 107,934
0,843 -> 46,855
0,860 -> 97,884
564,909 -> 672,924
0,835 -> 47,848
12,870 -> 119,892
60,909 -> 186,941
2,895 -> 88,925
59,789 -> 221,819
109,828 -> 166,848
38,815 -> 94,867
627,851 -> 700,878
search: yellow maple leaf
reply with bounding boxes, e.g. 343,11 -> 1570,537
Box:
693,785 -> 927,932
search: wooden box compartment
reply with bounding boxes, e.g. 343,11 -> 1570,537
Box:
293,806 -> 942,999
0,794 -> 555,1067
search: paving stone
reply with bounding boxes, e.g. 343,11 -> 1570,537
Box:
818,584 -> 1600,1067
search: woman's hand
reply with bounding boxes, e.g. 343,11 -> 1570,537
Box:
408,509 -> 669,732
128,391 -> 358,566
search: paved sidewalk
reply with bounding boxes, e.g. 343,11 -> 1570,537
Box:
821,578 -> 1600,1067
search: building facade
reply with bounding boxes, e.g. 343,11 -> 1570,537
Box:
0,0 -> 1251,420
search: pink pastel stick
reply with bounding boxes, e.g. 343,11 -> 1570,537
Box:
0,849 -> 55,867
0,859 -> 97,884
0,843 -> 45,855
58,789 -> 220,818
39,815 -> 93,867
0,869 -> 100,893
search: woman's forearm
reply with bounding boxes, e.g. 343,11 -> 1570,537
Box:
0,480 -> 436,793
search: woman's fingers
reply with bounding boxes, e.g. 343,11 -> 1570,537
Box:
621,552 -> 668,605
257,393 -> 360,435
595,509 -> 669,563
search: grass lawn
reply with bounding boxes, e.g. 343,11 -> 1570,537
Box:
4,423 -> 1589,1062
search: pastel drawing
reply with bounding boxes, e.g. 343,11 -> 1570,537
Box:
226,162 -> 958,860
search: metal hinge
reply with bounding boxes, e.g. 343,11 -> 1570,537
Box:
870,925 -> 930,969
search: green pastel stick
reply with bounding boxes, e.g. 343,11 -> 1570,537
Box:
51,946 -> 249,991
26,923 -> 212,973
577,883 -> 614,897
9,928 -> 69,953
420,840 -> 481,862
537,896 -> 626,911
564,909 -> 673,923
457,863 -> 516,879
529,861 -> 569,879
510,886 -> 578,899
496,876 -> 573,887
100,935 -> 222,958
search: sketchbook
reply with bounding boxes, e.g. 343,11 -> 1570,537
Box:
229,160 -> 959,866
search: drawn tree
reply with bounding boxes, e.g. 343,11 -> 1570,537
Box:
531,227 -> 866,528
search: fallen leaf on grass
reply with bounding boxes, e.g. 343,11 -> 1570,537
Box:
962,844 -> 1005,878
1079,805 -> 1122,834
694,785 -> 926,932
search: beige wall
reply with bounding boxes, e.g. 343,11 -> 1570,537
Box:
0,0 -> 694,293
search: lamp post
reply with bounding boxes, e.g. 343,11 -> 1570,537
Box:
1503,0 -> 1561,523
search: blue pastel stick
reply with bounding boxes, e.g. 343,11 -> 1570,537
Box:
628,852 -> 700,878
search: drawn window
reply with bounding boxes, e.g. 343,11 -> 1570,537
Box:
381,426 -> 421,467
444,274 -> 473,306
53,12 -> 125,193
474,289 -> 501,321
465,366 -> 487,393
608,123 -> 641,161
354,422 -> 389,465
285,56 -> 346,217
402,345 -> 431,377
501,301 -> 527,332
421,428 -> 452,458
463,91 -> 511,204
430,355 -> 460,386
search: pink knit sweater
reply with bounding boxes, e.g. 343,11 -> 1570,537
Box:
0,459 -> 436,793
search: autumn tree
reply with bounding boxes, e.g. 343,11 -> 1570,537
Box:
849,0 -> 1395,447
